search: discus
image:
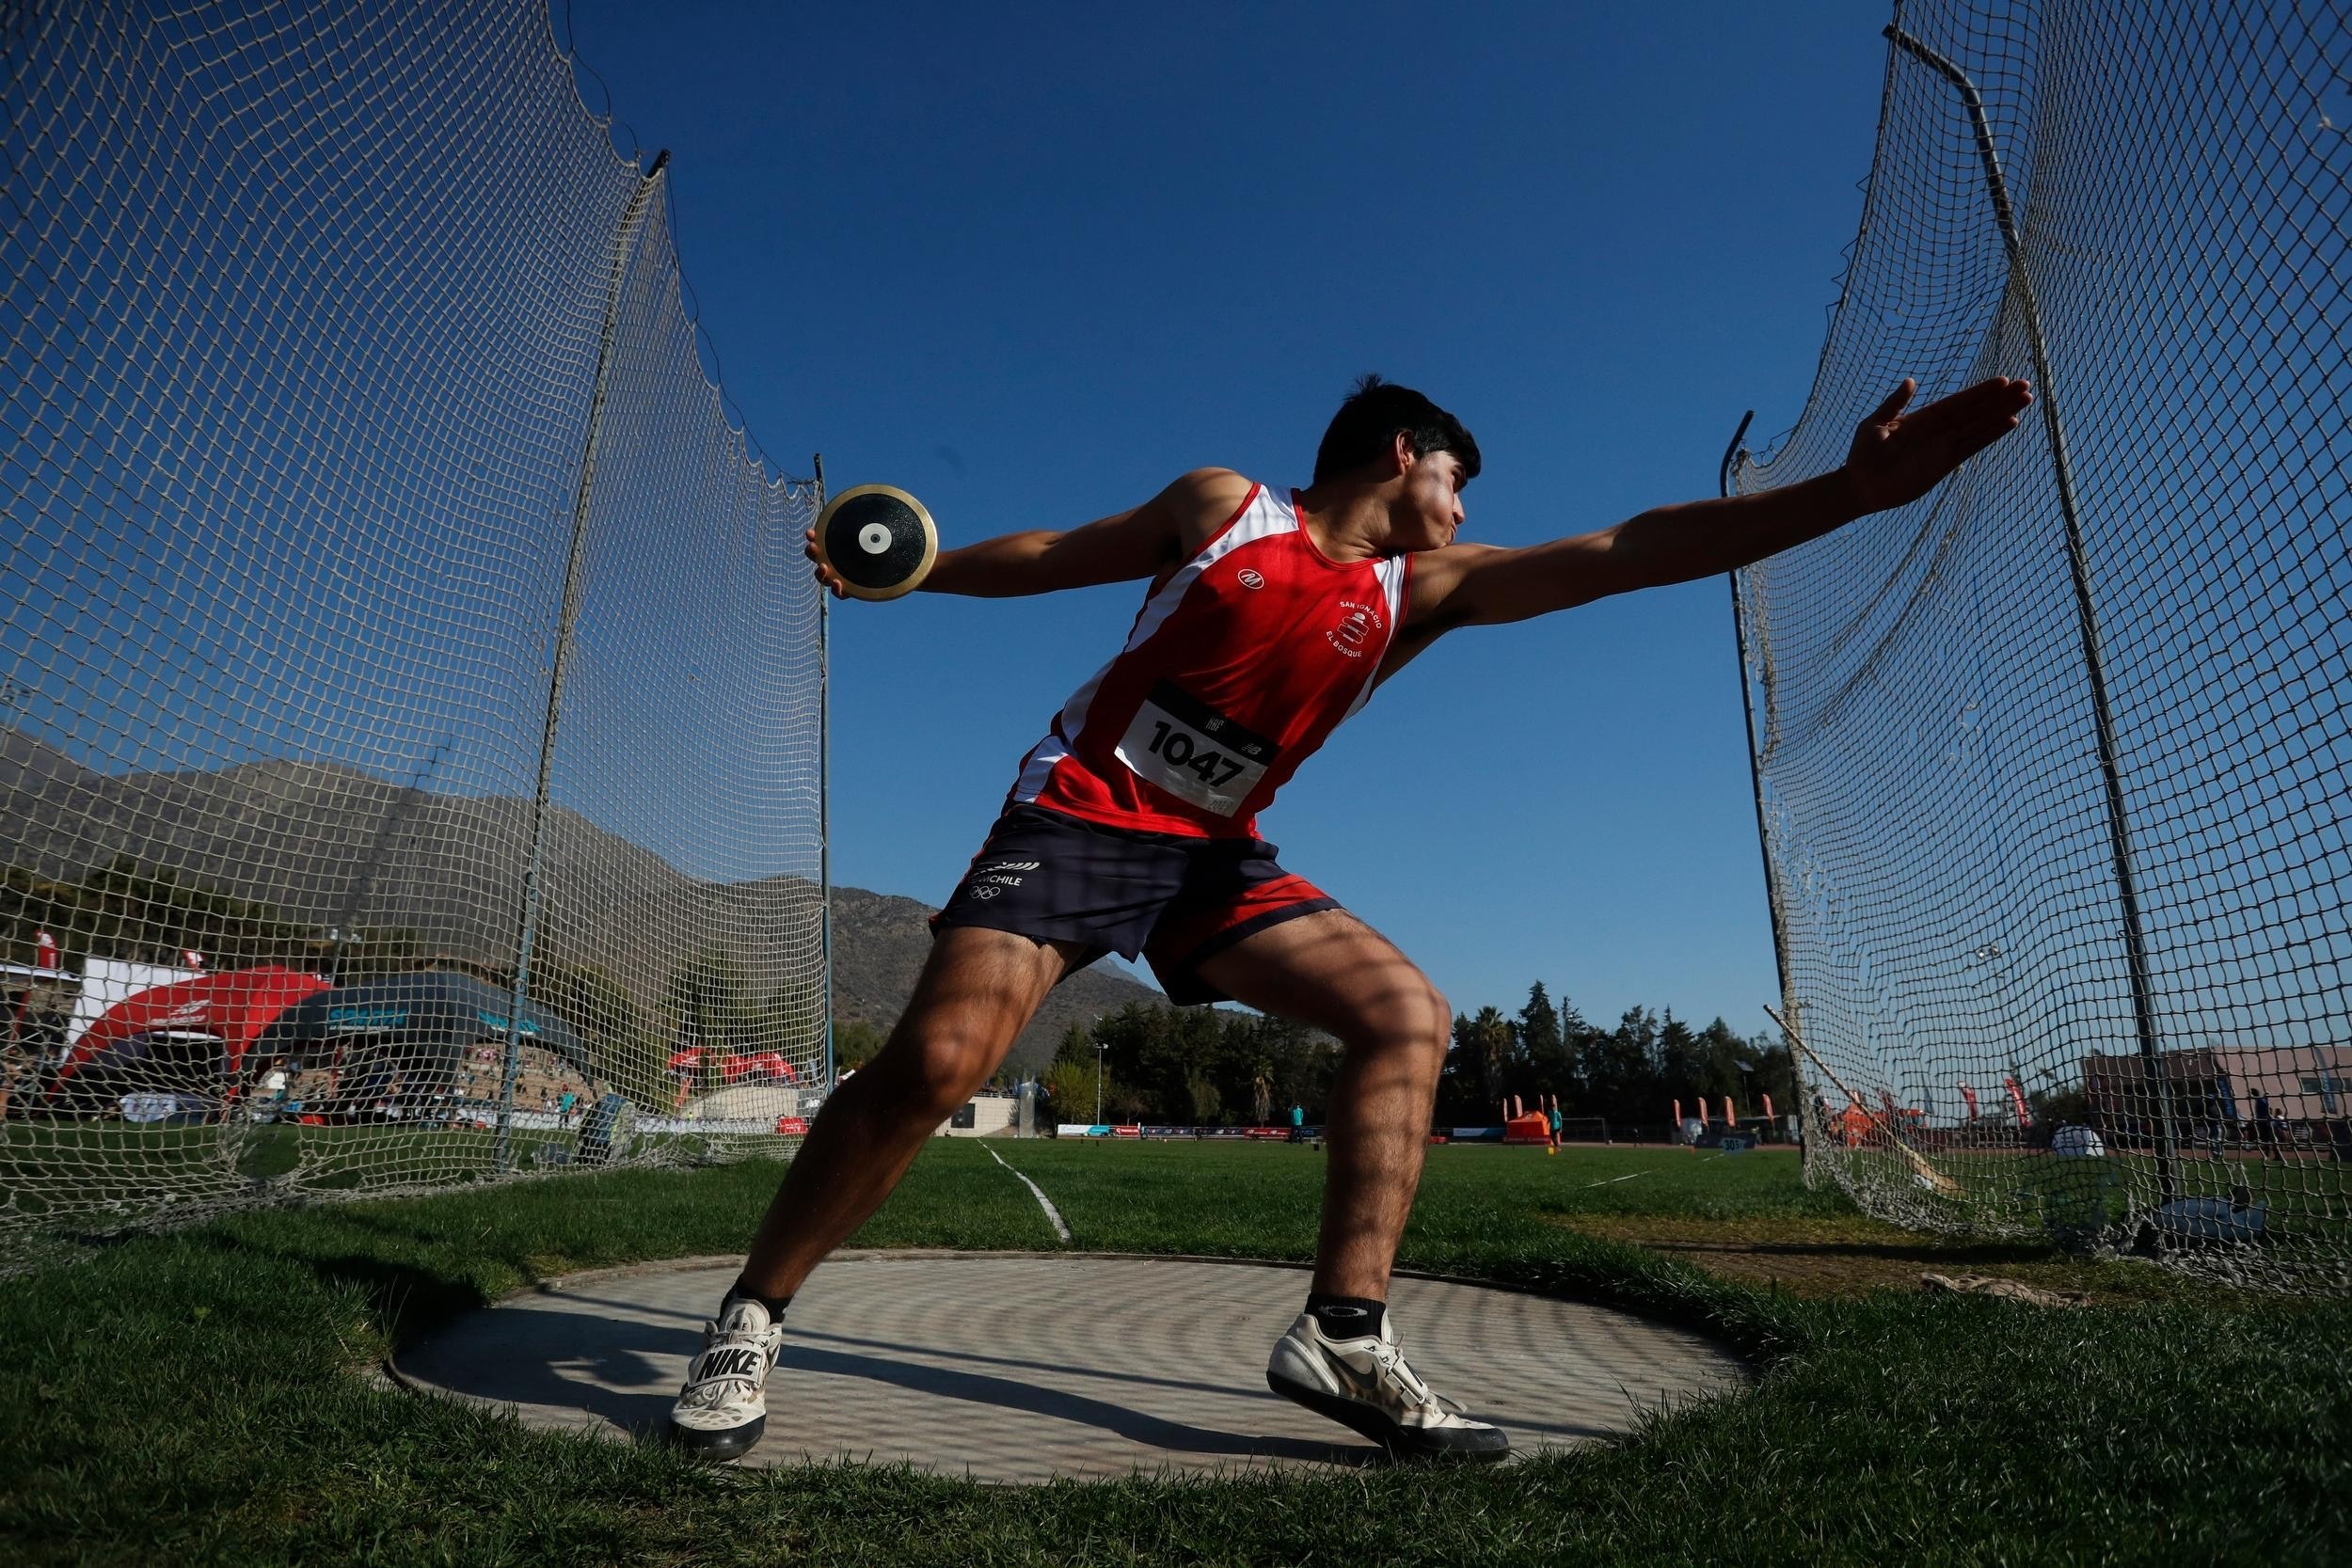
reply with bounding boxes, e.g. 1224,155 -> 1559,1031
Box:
812,483 -> 938,601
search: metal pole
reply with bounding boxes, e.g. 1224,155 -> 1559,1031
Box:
1720,410 -> 1820,1156
1720,411 -> 1796,1016
497,150 -> 671,1174
1884,27 -> 2179,1200
813,452 -> 833,1096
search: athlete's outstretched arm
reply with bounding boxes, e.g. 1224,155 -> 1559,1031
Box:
1409,377 -> 2032,631
803,467 -> 1255,599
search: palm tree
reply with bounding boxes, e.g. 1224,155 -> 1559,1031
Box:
1470,1006 -> 1512,1113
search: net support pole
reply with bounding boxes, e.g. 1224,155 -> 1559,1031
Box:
496,150 -> 670,1175
813,451 -> 833,1093
1720,411 -> 1811,1144
1885,26 -> 2180,1202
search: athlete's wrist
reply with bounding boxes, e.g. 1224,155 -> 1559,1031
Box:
1804,465 -> 1862,521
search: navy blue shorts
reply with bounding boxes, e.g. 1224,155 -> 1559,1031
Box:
930,805 -> 1339,1005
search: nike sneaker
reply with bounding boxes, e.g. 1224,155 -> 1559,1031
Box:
1266,1309 -> 1510,1461
664,1295 -> 782,1462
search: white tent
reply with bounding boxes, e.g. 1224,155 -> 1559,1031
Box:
65,958 -> 200,1048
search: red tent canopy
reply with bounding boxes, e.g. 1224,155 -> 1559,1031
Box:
54,966 -> 331,1085
667,1046 -> 798,1085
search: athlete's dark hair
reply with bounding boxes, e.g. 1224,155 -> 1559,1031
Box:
1311,373 -> 1481,485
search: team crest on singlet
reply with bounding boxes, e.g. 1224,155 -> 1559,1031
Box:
1326,597 -> 1384,657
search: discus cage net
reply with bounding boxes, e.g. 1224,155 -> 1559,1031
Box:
1730,0 -> 2350,1291
0,0 -> 827,1275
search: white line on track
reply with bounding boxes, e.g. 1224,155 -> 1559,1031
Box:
982,1143 -> 1073,1244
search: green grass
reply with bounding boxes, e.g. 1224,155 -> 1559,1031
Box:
1,1140 -> 2346,1566
0,1121 -> 726,1225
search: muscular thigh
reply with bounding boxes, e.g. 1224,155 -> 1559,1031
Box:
1188,908 -> 1444,1044
882,924 -> 1093,1066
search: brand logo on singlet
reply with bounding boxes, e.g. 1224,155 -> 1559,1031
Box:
1326,598 -> 1383,657
1237,568 -> 1264,590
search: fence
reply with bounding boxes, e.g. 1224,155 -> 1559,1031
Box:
0,0 -> 826,1272
1728,1 -> 2351,1291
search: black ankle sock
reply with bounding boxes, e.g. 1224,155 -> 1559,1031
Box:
1305,1292 -> 1384,1338
723,1281 -> 792,1322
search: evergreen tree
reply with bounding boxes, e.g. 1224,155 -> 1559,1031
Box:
1658,1010 -> 1705,1106
1551,990 -> 1593,1106
1515,981 -> 1569,1102
1587,1006 -> 1659,1125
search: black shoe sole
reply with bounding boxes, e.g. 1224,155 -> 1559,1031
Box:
1266,1370 -> 1511,1462
662,1412 -> 765,1463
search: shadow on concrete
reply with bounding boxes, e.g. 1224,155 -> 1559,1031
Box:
777,1340 -> 1373,1466
397,1301 -> 1376,1468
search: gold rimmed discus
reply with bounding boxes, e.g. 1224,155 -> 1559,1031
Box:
813,483 -> 938,601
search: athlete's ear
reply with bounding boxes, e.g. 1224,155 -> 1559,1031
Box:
1390,429 -> 1415,478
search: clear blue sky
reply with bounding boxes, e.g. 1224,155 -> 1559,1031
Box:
561,0 -> 1897,1035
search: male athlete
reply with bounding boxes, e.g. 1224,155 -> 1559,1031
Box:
667,372 -> 2033,1462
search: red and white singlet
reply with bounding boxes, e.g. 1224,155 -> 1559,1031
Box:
1007,483 -> 1410,838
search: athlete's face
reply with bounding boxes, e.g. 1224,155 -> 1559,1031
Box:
1395,445 -> 1468,550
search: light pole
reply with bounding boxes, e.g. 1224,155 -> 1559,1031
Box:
1094,1040 -> 1108,1126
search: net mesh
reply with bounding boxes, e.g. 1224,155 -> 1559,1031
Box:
1731,0 -> 2351,1291
0,0 -> 824,1272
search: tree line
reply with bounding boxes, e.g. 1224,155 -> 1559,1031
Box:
9,855 -> 1795,1131
999,981 -> 1796,1132
1440,982 -> 1794,1131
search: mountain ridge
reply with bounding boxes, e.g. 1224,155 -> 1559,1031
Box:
0,731 -> 1158,1073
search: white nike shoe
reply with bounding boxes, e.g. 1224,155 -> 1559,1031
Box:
664,1296 -> 783,1462
1266,1310 -> 1511,1461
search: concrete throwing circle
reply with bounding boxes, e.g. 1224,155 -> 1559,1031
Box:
389,1251 -> 1746,1483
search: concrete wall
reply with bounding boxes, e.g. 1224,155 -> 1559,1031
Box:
937,1092 -> 1017,1137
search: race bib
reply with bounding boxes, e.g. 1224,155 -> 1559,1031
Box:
1113,680 -> 1279,816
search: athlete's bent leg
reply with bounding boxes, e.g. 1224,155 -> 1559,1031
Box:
1191,909 -> 1448,1301
736,924 -> 1087,1300
1198,910 -> 1504,1460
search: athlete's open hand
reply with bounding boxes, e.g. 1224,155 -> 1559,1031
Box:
803,529 -> 848,598
1842,375 -> 2033,515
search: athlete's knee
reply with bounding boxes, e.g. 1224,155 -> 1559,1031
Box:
1405,980 -> 1450,1069
1343,973 -> 1449,1065
874,1030 -> 997,1119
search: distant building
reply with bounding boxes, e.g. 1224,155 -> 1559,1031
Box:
2082,1044 -> 2351,1129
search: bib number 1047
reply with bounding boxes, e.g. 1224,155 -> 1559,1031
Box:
1143,720 -> 1245,788
1113,683 -> 1279,817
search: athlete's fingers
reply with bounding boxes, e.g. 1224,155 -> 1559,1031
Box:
1903,377 -> 2033,437
1946,382 -> 2033,445
1866,377 -> 1916,425
802,532 -> 847,596
1950,407 -> 2028,464
803,528 -> 848,595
